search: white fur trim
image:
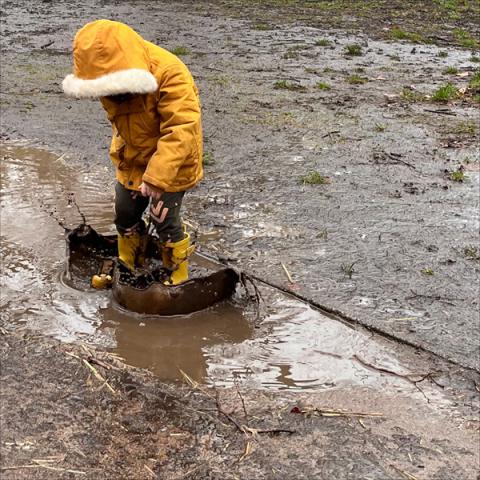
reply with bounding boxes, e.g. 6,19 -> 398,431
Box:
62,69 -> 158,98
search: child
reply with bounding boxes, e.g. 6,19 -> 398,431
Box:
63,19 -> 203,286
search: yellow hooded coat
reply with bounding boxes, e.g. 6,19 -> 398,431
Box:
63,20 -> 203,192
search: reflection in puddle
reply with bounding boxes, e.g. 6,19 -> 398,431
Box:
206,296 -> 411,391
100,302 -> 252,382
0,142 -> 441,396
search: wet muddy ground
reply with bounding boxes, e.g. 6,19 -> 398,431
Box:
1,0 -> 480,478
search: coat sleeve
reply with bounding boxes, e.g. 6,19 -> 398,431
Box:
142,64 -> 201,191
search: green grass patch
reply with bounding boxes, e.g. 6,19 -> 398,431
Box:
453,120 -> 477,135
389,26 -> 427,43
469,56 -> 480,63
316,81 -> 331,90
341,262 -> 357,279
299,171 -> 330,185
203,151 -> 215,165
448,166 -> 467,182
469,70 -> 480,92
388,54 -> 401,62
315,38 -> 331,46
344,43 -> 363,56
442,66 -> 458,74
437,51 -> 449,58
274,80 -> 306,91
347,74 -> 368,85
401,87 -> 425,102
283,50 -> 300,59
463,245 -> 479,259
253,22 -> 273,30
421,268 -> 434,276
453,28 -> 479,48
374,123 -> 387,132
433,0 -> 459,10
431,83 -> 459,102
169,46 -> 191,56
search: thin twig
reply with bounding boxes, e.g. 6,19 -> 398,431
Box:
353,354 -> 436,402
238,441 -> 253,463
215,389 -> 244,432
424,108 -> 456,116
390,464 -> 418,480
82,359 -> 116,394
144,464 -> 156,478
281,262 -> 294,283
234,380 -> 249,426
292,406 -> 383,418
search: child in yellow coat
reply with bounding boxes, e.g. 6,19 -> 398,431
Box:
63,19 -> 203,285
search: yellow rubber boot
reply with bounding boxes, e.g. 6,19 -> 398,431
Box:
118,232 -> 146,270
91,233 -> 146,289
162,233 -> 195,285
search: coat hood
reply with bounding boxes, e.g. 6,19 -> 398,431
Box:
62,20 -> 158,98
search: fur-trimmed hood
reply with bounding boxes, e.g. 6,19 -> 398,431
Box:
62,20 -> 158,98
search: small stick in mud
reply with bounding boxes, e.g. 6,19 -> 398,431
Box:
390,464 -> 419,480
424,108 -> 457,116
281,262 -> 294,283
238,441 -> 253,463
352,354 -> 445,402
291,406 -> 383,418
234,379 -> 249,425
82,359 -> 116,394
179,370 -> 295,436
143,464 -> 156,478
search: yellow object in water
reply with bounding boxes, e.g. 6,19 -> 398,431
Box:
162,233 -> 195,285
91,273 -> 112,289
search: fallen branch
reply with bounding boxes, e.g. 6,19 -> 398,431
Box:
377,152 -> 417,170
179,370 -> 295,436
321,130 -> 340,138
424,108 -> 456,116
234,379 -> 249,425
353,354 -> 444,402
291,406 -> 383,418
82,359 -> 116,394
406,290 -> 463,304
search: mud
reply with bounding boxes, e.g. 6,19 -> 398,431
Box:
1,330 -> 479,479
1,144 -> 480,479
1,144 -> 467,393
1,0 -> 480,478
1,0 -> 479,370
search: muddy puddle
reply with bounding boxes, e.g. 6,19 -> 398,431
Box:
0,143 -> 457,403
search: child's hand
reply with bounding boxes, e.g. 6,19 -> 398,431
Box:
139,181 -> 164,200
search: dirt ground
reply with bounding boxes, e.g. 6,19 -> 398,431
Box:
1,329 -> 479,479
1,0 -> 480,478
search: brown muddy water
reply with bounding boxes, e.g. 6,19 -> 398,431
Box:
0,142 -> 458,403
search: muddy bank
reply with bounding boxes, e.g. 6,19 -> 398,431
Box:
1,0 -> 479,370
1,330 -> 479,479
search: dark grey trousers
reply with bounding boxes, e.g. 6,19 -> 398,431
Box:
114,182 -> 185,243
